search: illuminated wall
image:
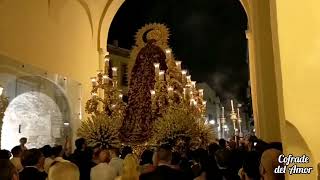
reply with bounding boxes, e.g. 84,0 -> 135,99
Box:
270,0 -> 320,179
0,0 -> 124,121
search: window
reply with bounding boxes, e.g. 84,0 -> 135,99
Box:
121,63 -> 128,86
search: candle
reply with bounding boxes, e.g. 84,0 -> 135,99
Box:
168,86 -> 173,97
104,56 -> 110,74
185,85 -> 191,99
113,80 -> 118,88
154,63 -> 160,81
102,75 -> 108,84
190,99 -> 195,106
159,70 -> 165,81
199,89 -> 204,98
222,106 -> 225,117
175,61 -> 181,70
231,100 -> 234,111
165,48 -> 171,59
186,75 -> 191,83
191,81 -> 196,88
154,63 -> 160,71
237,107 -> 240,118
190,91 -> 193,99
112,67 -> 118,77
181,70 -> 187,83
150,90 -> 155,100
91,77 -> 97,86
92,92 -> 98,98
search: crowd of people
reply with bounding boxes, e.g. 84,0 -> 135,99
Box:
0,135 -> 285,180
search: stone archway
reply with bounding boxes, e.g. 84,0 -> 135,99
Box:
1,91 -> 63,150
0,75 -> 72,150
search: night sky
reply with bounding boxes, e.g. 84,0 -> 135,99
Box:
108,0 -> 248,104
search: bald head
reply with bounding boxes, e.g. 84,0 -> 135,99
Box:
260,148 -> 284,180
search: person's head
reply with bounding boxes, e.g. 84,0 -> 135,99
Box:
92,145 -> 101,160
260,148 -> 284,180
11,146 -> 22,157
0,149 -> 11,159
269,142 -> 283,152
157,144 -> 172,164
0,158 -> 17,180
208,143 -> 220,156
41,145 -> 52,158
218,139 -> 227,148
48,162 -> 80,180
243,151 -> 260,179
228,140 -> 237,150
109,147 -> 120,158
121,146 -> 133,159
98,149 -> 110,163
52,145 -> 64,158
140,149 -> 154,165
192,148 -> 208,164
248,135 -> 258,151
21,148 -> 44,169
122,154 -> 140,180
20,137 -> 27,145
75,138 -> 86,151
254,140 -> 270,155
171,151 -> 181,166
215,148 -> 232,169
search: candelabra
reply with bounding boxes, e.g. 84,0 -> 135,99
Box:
237,105 -> 243,137
220,106 -> 226,139
151,48 -> 206,118
85,55 -> 126,116
230,100 -> 238,136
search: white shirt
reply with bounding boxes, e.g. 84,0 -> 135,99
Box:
109,157 -> 124,176
10,157 -> 23,172
91,163 -> 117,180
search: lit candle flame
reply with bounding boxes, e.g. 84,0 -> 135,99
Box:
154,63 -> 160,68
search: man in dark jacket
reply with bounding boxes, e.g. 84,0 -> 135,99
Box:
69,138 -> 91,180
140,144 -> 192,180
19,148 -> 47,180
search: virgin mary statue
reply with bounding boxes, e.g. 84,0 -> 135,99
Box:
120,24 -> 169,144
